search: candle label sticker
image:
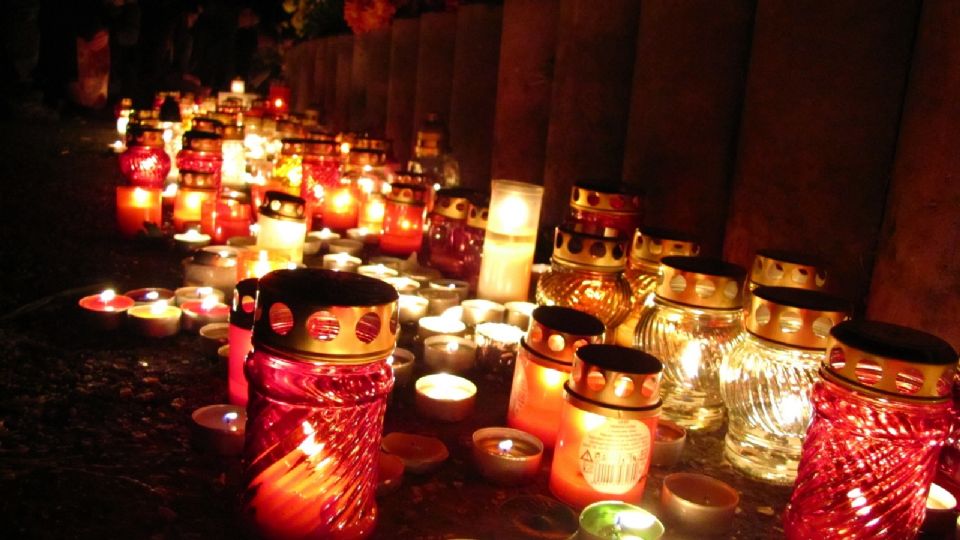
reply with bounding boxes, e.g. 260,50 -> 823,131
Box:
509,366 -> 528,416
578,419 -> 650,494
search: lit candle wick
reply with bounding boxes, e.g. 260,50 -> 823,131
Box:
445,341 -> 460,354
498,439 -> 513,454
200,295 -> 219,311
150,300 -> 169,315
100,289 -> 117,303
197,286 -> 213,297
145,291 -> 159,301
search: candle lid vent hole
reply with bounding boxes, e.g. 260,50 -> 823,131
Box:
855,358 -> 883,385
589,242 -> 606,259
694,279 -> 715,298
268,303 -> 294,335
356,313 -> 381,344
669,275 -> 687,294
306,310 -> 340,341
586,369 -> 606,391
895,367 -> 924,395
613,375 -> 635,398
548,335 -> 565,352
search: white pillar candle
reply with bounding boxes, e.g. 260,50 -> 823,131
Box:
477,180 -> 544,303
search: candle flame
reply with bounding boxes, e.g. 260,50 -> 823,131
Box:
273,98 -> 284,109
386,355 -> 395,366
615,511 -> 657,530
150,300 -> 169,315
679,340 -> 702,380
162,183 -> 178,197
200,295 -> 219,311
298,421 -> 324,457
249,223 -> 260,236
100,289 -> 116,302
339,142 -> 351,154
145,291 -> 159,301
498,439 -> 513,453
444,340 -> 460,354
332,190 -> 352,210
218,250 -> 231,258
496,196 -> 530,233
197,286 -> 213,297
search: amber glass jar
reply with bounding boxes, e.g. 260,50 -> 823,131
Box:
566,182 -> 643,239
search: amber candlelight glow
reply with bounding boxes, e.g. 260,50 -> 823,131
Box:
127,300 -> 182,337
415,373 -> 477,422
472,427 -> 544,485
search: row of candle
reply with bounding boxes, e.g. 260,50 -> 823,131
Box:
78,287 -> 228,337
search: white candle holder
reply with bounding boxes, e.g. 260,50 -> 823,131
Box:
415,373 -> 477,422
423,335 -> 477,373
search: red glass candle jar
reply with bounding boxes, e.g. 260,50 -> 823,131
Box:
301,139 -> 341,220
116,186 -> 162,238
460,199 -> 488,288
321,179 -> 360,231
549,345 -> 663,509
427,188 -> 475,275
177,131 -> 223,184
243,269 -> 398,539
267,81 -> 291,115
380,183 -> 427,257
395,170 -> 435,213
201,196 -> 252,244
228,278 -> 256,406
784,321 -> 957,540
508,306 -> 605,449
567,182 -> 643,239
119,127 -> 171,188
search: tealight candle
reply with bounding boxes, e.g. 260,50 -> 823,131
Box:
368,256 -> 405,272
199,322 -> 230,358
123,287 -> 175,306
174,286 -> 226,306
302,235 -> 322,256
328,238 -> 363,257
419,288 -> 460,315
347,227 -> 379,243
472,427 -> 544,485
306,228 -> 341,252
191,404 -> 246,456
576,501 -> 665,540
651,420 -> 687,468
417,316 -> 467,340
357,264 -> 400,281
173,228 -> 212,251
382,276 -> 421,295
403,266 -> 443,284
180,296 -> 230,332
322,252 -> 362,272
660,473 -> 739,534
78,289 -> 135,330
423,335 -> 477,373
127,300 -> 182,337
381,432 -> 450,474
475,322 -> 525,374
461,299 -> 505,327
922,483 -> 958,537
415,373 -> 477,422
182,246 -> 239,295
399,294 -> 429,324
428,279 -> 470,302
504,301 -> 537,330
387,347 -> 415,388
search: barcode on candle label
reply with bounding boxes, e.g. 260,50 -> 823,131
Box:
578,418 -> 650,494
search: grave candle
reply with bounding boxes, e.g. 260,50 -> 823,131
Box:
78,289 -> 135,330
256,191 -> 307,263
415,373 -> 477,422
472,427 -> 544,485
115,186 -> 162,238
660,473 -> 739,535
228,279 -> 257,405
191,404 -> 246,456
477,180 -> 544,303
127,300 -> 182,337
423,335 -> 477,374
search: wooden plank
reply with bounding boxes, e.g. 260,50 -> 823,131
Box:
311,39 -> 329,121
621,0 -> 754,256
334,35 -> 354,132
490,0 -> 560,184
322,36 -> 339,126
449,4 -> 503,190
541,0 -> 642,226
349,32 -> 368,131
722,0 -> 920,304
386,18 -> 421,165
363,28 -> 392,136
413,12 -> 458,142
866,0 -> 960,349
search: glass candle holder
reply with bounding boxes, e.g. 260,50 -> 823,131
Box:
236,249 -> 294,281
427,188 -> 475,275
477,180 -> 544,304
550,345 -> 663,509
228,278 -> 256,406
381,183 -> 427,257
566,182 -> 643,239
720,287 -> 849,484
119,127 -> 171,188
634,257 -> 746,432
615,228 -> 700,347
256,191 -> 308,263
536,227 -> 632,332
115,186 -> 162,238
173,186 -> 216,232
301,139 -> 341,218
176,130 -> 223,185
321,179 -> 360,230
200,197 -> 252,244
243,269 -> 398,540
221,124 -> 246,187
358,193 -> 386,234
182,245 -> 240,296
784,321 -> 957,540
274,138 -> 308,192
508,306 -> 605,448
748,249 -> 829,292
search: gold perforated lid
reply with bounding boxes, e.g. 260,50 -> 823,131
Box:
524,306 -> 605,367
432,188 -> 475,220
347,148 -> 384,167
467,202 -> 489,229
182,130 -> 222,152
565,345 -> 662,418
822,320 -> 958,402
415,113 -> 446,157
630,228 -> 700,265
656,256 -> 746,309
252,269 -> 399,363
386,183 -> 428,205
180,170 -> 218,189
745,287 -> 849,349
259,191 -> 306,222
570,182 -> 643,215
552,227 -> 628,272
126,126 -> 165,148
305,139 -> 338,157
281,138 -> 310,155
192,117 -> 224,135
750,249 -> 828,291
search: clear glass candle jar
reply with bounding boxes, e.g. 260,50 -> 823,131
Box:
256,191 -> 307,263
176,130 -> 223,184
301,139 -> 341,219
220,124 -> 246,187
228,278 -> 256,406
274,138 -> 308,193
784,321 -> 957,540
549,345 -> 662,509
720,287 -> 849,484
536,227 -> 632,331
119,126 -> 172,188
460,201 -> 488,288
408,113 -> 460,188
508,306 -> 605,449
477,181 -> 545,304
243,269 -> 397,539
380,183 -> 427,257
566,182 -> 643,239
427,188 -> 475,275
344,149 -> 388,201
635,256 -> 746,431
615,228 -> 700,347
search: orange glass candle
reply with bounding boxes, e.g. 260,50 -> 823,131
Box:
201,198 -> 252,244
508,307 -> 605,449
358,194 -> 386,233
116,186 -> 162,238
322,181 -> 360,230
381,183 -> 427,257
173,188 -> 215,232
549,345 -> 663,510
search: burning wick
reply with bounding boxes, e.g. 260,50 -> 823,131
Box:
150,300 -> 169,316
145,291 -> 159,301
498,439 -> 513,454
200,295 -> 219,311
445,341 -> 460,354
222,411 -> 240,432
100,289 -> 117,303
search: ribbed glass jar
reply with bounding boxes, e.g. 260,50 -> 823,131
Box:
784,321 -> 956,539
536,227 -> 631,332
427,188 -> 475,276
615,228 -> 700,347
721,287 -> 848,485
634,257 -> 745,431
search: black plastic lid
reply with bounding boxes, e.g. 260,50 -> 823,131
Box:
259,191 -> 306,222
831,320 -> 957,366
753,286 -> 850,312
577,344 -> 662,375
532,306 -> 605,337
660,256 -> 746,280
159,96 -> 181,122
